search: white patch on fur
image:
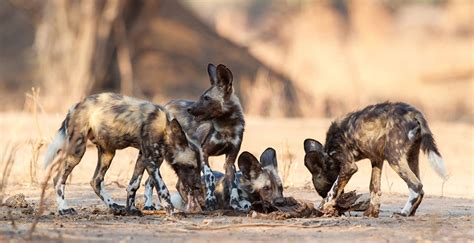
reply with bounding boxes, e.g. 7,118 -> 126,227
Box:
99,181 -> 116,206
324,177 -> 339,204
153,170 -> 171,208
238,199 -> 251,211
173,147 -> 197,167
126,175 -> 142,193
55,184 -> 69,210
251,173 -> 271,191
428,151 -> 447,179
263,167 -> 282,187
401,188 -> 419,215
370,191 -> 381,207
170,192 -> 185,210
408,128 -> 417,140
144,181 -> 155,208
43,131 -> 65,168
230,187 -> 239,202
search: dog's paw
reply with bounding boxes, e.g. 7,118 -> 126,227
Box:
126,207 -> 143,217
237,200 -> 251,212
363,205 -> 380,218
109,203 -> 127,216
58,208 -> 77,216
205,196 -> 218,211
391,212 -> 408,217
143,205 -> 157,211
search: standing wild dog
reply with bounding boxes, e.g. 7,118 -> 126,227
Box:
43,93 -> 203,216
304,102 -> 447,217
174,148 -> 285,210
143,63 -> 246,211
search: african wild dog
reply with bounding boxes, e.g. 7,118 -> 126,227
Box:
304,102 -> 447,217
43,93 -> 203,216
173,148 -> 285,211
143,63 -> 246,211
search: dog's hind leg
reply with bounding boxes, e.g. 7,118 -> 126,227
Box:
143,177 -> 161,210
364,159 -> 383,217
224,152 -> 241,211
125,152 -> 146,216
53,136 -> 86,215
388,156 -> 424,216
91,146 -> 124,214
202,154 -> 217,210
407,141 -> 421,179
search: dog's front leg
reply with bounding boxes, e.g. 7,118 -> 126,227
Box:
145,158 -> 176,215
321,161 -> 358,216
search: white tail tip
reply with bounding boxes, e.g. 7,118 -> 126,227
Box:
428,151 -> 448,180
43,131 -> 65,169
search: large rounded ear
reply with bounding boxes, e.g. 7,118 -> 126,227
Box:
304,138 -> 324,153
304,151 -> 324,174
238,151 -> 262,180
207,63 -> 218,85
169,119 -> 188,148
216,64 -> 233,92
260,147 -> 278,170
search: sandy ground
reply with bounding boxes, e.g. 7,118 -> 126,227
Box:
0,113 -> 473,241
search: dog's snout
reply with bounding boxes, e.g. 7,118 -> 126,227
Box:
273,197 -> 285,206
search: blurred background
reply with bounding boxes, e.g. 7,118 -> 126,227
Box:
0,0 -> 472,121
0,0 -> 472,201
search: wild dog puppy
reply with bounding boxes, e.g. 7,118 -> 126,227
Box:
304,102 -> 447,217
43,93 -> 203,216
144,64 -> 245,211
174,148 -> 285,211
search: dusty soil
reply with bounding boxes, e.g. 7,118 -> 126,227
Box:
0,186 -> 472,242
0,114 -> 473,241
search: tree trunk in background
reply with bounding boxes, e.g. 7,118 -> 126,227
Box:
34,0 -> 141,110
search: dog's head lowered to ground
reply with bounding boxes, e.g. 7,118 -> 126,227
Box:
303,138 -> 340,198
164,119 -> 204,212
238,148 -> 285,206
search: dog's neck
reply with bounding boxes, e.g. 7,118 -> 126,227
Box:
212,94 -> 245,133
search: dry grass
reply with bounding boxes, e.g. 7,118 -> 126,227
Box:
27,151 -> 62,238
0,142 -> 20,203
279,141 -> 296,188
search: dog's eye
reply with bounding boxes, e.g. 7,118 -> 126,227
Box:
263,186 -> 270,191
203,96 -> 211,101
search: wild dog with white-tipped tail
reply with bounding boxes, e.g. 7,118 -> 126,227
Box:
43,93 -> 203,216
304,102 -> 447,217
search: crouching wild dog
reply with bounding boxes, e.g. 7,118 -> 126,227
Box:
304,102 -> 447,217
144,64 -> 246,211
43,93 -> 203,216
173,148 -> 284,211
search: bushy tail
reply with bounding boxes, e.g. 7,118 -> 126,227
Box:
43,107 -> 74,168
416,114 -> 448,180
